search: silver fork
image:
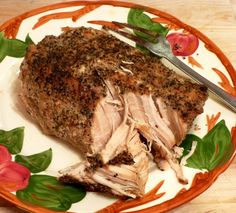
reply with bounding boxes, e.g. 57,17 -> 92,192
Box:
109,21 -> 236,113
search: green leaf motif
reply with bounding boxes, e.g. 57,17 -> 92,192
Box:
15,148 -> 52,173
0,32 -> 7,62
127,8 -> 169,41
25,33 -> 34,45
0,32 -> 34,63
0,127 -> 24,154
180,120 -> 234,170
16,175 -> 86,211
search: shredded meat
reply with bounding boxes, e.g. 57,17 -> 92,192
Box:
19,27 -> 208,198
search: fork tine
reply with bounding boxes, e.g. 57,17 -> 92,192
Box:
112,21 -> 158,38
107,27 -> 147,46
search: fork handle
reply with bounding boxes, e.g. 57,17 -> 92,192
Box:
165,55 -> 236,112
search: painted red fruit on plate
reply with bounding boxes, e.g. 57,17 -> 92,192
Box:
0,161 -> 30,191
0,145 -> 11,163
166,32 -> 199,56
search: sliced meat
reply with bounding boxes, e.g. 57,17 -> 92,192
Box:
59,130 -> 149,198
19,27 -> 208,198
126,93 -> 176,149
91,89 -> 122,154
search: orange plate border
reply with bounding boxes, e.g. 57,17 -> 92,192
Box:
0,1 -> 236,213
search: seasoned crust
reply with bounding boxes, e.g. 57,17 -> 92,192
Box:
87,151 -> 134,171
19,27 -> 208,154
108,151 -> 134,165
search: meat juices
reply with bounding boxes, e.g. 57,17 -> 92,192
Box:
19,27 -> 208,198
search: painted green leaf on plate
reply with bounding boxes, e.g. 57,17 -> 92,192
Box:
25,33 -> 34,45
180,120 -> 233,170
15,148 -> 52,173
0,127 -> 24,154
0,32 -> 34,62
16,175 -> 86,211
127,8 -> 169,41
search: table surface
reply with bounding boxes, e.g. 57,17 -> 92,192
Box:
0,0 -> 236,212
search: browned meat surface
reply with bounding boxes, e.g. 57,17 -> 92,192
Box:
19,27 -> 208,198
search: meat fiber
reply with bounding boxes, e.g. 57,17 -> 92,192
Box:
19,27 -> 208,198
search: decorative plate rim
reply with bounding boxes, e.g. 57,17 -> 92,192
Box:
0,1 -> 236,213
